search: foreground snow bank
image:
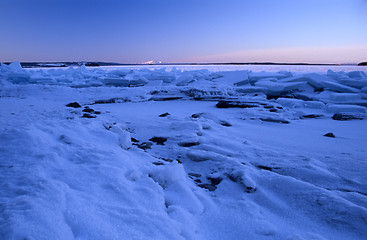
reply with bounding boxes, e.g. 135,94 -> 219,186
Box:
1,64 -> 367,239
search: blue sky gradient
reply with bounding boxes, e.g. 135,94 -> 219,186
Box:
1,0 -> 366,63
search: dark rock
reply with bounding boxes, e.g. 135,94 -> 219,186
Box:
150,90 -> 168,95
178,142 -> 200,147
159,157 -> 173,162
137,142 -> 153,150
266,95 -> 282,100
191,113 -> 204,118
216,101 -> 259,109
188,173 -> 202,178
81,113 -> 96,118
219,120 -> 232,127
260,117 -> 290,124
198,184 -> 216,191
245,186 -> 256,193
149,137 -> 167,145
301,114 -> 322,119
152,162 -> 164,166
95,99 -> 115,104
314,88 -> 324,93
332,113 -> 363,121
131,137 -> 139,143
194,179 -> 202,183
82,108 -> 95,113
208,177 -> 222,186
256,165 -> 273,171
150,96 -> 182,101
324,132 -> 336,138
94,111 -> 101,114
66,102 -> 81,108
269,109 -> 278,112
159,112 -> 170,117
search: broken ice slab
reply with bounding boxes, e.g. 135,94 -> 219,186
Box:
302,73 -> 335,90
276,98 -> 325,109
248,72 -> 288,83
176,75 -> 195,86
329,93 -> 362,102
327,104 -> 366,114
235,86 -> 267,93
102,78 -> 130,87
7,72 -> 31,83
346,71 -> 367,79
233,79 -> 250,86
322,81 -> 360,93
254,80 -> 307,95
337,78 -> 367,89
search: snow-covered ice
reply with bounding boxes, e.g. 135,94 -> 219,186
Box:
1,63 -> 367,239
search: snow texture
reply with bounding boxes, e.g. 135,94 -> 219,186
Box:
1,62 -> 367,240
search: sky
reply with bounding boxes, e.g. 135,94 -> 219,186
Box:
1,0 -> 366,64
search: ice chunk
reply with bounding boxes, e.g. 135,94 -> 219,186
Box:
108,69 -> 129,77
322,81 -> 360,93
277,98 -> 325,109
9,61 -> 23,72
254,81 -> 307,94
176,75 -> 194,86
102,78 -> 130,87
233,79 -> 250,86
327,104 -> 366,114
7,72 -> 31,83
29,73 -> 55,84
249,72 -> 287,83
145,73 -> 175,83
125,74 -> 148,86
337,78 -> 367,89
302,73 -> 335,90
0,62 -> 10,72
256,77 -> 278,82
236,86 -> 267,93
277,76 -> 310,83
329,93 -> 362,102
347,71 -> 367,79
130,78 -> 149,86
303,101 -> 327,109
327,69 -> 347,80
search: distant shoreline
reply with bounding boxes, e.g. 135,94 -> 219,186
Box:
2,61 -> 364,68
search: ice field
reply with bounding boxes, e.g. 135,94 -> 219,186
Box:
1,62 -> 367,239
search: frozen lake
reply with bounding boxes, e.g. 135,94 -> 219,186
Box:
1,62 -> 367,239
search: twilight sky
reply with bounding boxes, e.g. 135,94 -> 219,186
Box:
1,0 -> 366,63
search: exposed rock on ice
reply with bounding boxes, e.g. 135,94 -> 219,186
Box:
323,132 -> 336,138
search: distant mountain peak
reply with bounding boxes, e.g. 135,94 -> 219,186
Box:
142,60 -> 163,64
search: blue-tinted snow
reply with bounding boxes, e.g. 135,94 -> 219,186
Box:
1,63 -> 367,239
